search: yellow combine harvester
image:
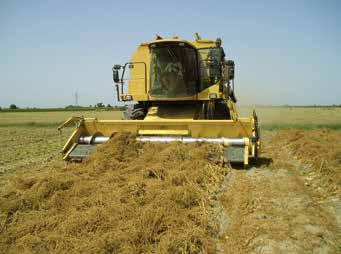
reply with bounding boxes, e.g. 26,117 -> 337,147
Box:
59,34 -> 260,167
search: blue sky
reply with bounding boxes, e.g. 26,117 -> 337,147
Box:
0,0 -> 340,107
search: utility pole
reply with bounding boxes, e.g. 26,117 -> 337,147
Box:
75,92 -> 79,106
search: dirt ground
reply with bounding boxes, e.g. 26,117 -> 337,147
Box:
0,130 -> 340,253
219,130 -> 340,253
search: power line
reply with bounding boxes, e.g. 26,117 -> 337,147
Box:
75,92 -> 79,106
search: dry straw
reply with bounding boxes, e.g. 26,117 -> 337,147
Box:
0,133 -> 226,253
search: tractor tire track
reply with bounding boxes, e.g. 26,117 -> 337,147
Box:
218,131 -> 340,253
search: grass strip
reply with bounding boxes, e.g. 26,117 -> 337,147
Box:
262,123 -> 341,130
0,122 -> 63,128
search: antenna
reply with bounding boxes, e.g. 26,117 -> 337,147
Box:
75,92 -> 79,106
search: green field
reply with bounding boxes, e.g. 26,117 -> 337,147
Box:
239,106 -> 341,129
0,110 -> 123,127
1,106 -> 340,129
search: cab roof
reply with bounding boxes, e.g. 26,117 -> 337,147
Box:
140,38 -> 215,49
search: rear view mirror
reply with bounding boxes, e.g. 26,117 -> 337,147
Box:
113,70 -> 119,83
112,65 -> 121,83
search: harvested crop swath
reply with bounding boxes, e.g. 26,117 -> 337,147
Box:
0,134 -> 226,253
277,129 -> 341,193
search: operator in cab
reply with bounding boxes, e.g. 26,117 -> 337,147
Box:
160,61 -> 185,96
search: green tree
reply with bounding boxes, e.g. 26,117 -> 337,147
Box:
96,102 -> 105,108
9,104 -> 18,109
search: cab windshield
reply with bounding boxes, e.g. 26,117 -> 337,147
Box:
149,44 -> 197,98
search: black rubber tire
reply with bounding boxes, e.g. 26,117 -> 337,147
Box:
214,101 -> 231,120
123,103 -> 147,120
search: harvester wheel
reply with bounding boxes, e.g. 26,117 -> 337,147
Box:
214,101 -> 231,120
123,103 -> 147,120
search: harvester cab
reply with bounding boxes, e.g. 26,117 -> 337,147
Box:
58,34 -> 260,167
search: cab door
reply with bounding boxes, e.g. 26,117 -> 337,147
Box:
198,48 -> 222,91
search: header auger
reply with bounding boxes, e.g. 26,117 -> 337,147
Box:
59,34 -> 260,167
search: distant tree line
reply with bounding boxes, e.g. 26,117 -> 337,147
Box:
2,103 -> 340,112
1,103 -> 127,112
243,104 -> 341,108
65,103 -> 126,110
